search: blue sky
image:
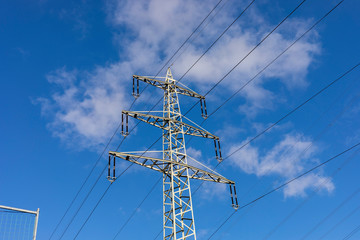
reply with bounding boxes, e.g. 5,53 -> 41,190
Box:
1,0 -> 360,239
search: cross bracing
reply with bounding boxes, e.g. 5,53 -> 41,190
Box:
108,152 -> 234,184
121,111 -> 219,140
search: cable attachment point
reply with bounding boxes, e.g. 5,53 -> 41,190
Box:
121,112 -> 129,136
132,76 -> 140,98
200,98 -> 208,119
107,154 -> 116,182
229,184 -> 239,210
214,139 -> 223,162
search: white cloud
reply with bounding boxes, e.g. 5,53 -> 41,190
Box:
37,0 -> 321,149
187,147 -> 202,160
173,18 -> 320,116
199,181 -> 227,200
36,64 -> 130,148
283,173 -> 334,198
227,133 -> 334,197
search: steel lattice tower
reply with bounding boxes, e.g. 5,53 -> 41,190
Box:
108,68 -> 238,240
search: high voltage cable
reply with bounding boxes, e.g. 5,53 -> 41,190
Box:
112,177 -> 162,239
262,149 -> 360,240
65,0 -> 350,237
216,91 -> 360,240
118,1 -> 347,238
342,223 -> 360,240
319,202 -> 360,239
200,0 -> 307,97
224,62 -> 359,161
128,0 -> 226,111
169,0 -> 231,67
206,141 -> 360,239
187,7 -> 356,235
68,0 -> 257,236
60,109 -> 164,238
72,182 -> 113,240
299,188 -> 360,240
91,0 -> 353,238
155,53 -> 358,239
249,73 -> 360,225
180,0 -> 313,125
57,164 -> 108,240
69,135 -> 164,239
186,61 -> 360,238
138,0 -> 257,112
176,0 -> 256,82
194,0 -> 345,118
262,90 -> 360,239
185,0 -> 347,145
192,60 -> 359,199
48,122 -> 121,240
71,159 -> 138,240
158,0 -> 226,73
49,0 -> 226,237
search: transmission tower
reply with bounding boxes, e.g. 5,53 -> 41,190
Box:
108,68 -> 238,240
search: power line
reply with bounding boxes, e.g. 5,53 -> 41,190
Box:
57,164 -> 108,240
128,0 -> 227,111
152,62 -> 358,238
57,118 -> 162,239
124,2 -> 348,238
48,120 -> 122,240
71,159 -> 139,240
299,188 -> 360,240
73,182 -> 113,240
201,0 -> 307,97
223,62 -> 359,161
69,134 -> 164,239
206,141 -> 360,239
342,223 -> 360,240
78,0 -> 257,237
183,0 -> 312,116
176,0 -> 257,82
136,0 -> 257,119
160,0 -> 226,71
66,0 -> 351,237
126,1 -> 352,239
193,0 -> 345,119
112,177 -> 162,239
184,0 -> 346,146
190,59 -> 359,200
50,1 -> 228,236
154,57 -> 359,239
237,54 -> 357,204
129,0 -> 257,126
319,202 -> 360,239
169,0 -> 231,67
48,0 -> 337,236
262,149 -> 360,240
216,91 -> 360,240
189,6 -> 356,235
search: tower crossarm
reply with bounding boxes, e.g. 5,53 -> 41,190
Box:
122,110 -> 219,140
133,75 -> 204,100
109,151 -> 234,185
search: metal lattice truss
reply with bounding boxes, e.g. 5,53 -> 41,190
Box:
109,68 -> 238,240
122,110 -> 218,140
108,152 -> 234,184
133,75 -> 204,100
132,75 -> 208,118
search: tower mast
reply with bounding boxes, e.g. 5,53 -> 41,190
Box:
108,68 -> 238,240
162,68 -> 196,239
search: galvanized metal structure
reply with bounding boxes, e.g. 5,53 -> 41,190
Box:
108,68 -> 238,240
0,205 -> 39,240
